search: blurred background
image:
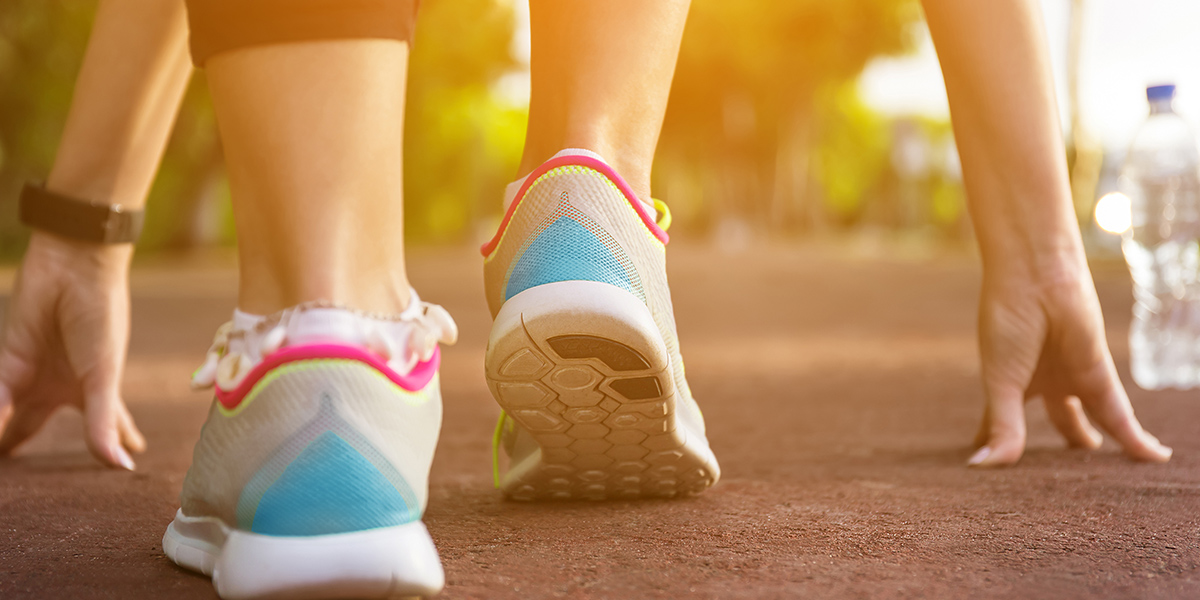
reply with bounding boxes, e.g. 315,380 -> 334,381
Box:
0,0 -> 1198,257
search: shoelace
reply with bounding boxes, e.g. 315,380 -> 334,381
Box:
492,412 -> 512,488
653,198 -> 672,231
191,292 -> 458,392
490,199 -> 673,488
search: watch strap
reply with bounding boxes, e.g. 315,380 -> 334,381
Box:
18,183 -> 144,244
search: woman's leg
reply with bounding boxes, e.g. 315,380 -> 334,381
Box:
519,0 -> 691,202
486,1 -> 720,500
205,40 -> 411,315
169,7 -> 451,596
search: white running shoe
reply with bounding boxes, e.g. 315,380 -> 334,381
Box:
481,150 -> 720,501
163,292 -> 456,599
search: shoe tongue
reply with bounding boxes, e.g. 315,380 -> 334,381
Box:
228,306 -> 418,365
503,149 -> 613,210
283,308 -> 372,347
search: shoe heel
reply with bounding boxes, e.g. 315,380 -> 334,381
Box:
486,280 -> 717,500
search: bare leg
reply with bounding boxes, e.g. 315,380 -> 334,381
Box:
519,0 -> 691,201
205,40 -> 410,315
49,0 -> 191,208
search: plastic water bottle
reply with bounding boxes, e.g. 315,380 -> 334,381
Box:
1121,84 -> 1200,389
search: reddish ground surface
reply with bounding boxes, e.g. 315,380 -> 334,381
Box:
2,243 -> 1198,599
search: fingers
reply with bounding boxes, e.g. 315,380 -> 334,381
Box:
118,402 -> 146,454
82,386 -> 136,471
1044,395 -> 1102,450
972,408 -> 990,449
968,382 -> 1028,468
0,400 -> 56,456
1079,363 -> 1171,463
0,384 -> 11,435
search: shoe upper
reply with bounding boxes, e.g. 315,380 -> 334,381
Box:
180,296 -> 456,536
482,152 -> 706,446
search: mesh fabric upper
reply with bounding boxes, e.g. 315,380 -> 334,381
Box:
483,164 -> 703,436
179,358 -> 441,533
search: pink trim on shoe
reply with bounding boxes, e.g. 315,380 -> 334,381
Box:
480,155 -> 669,257
214,344 -> 441,410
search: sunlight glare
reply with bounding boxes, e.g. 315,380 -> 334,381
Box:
1095,192 -> 1132,235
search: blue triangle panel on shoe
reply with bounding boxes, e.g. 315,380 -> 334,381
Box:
250,431 -> 414,536
505,215 -> 636,301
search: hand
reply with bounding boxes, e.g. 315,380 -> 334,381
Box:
971,259 -> 1172,467
0,232 -> 145,469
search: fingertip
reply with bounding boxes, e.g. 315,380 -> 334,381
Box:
1112,426 -> 1173,463
967,438 -> 1024,468
119,408 -> 147,454
1131,437 -> 1172,463
112,444 -> 136,471
964,446 -> 1022,468
0,384 -> 12,420
1072,425 -> 1103,450
966,446 -> 991,466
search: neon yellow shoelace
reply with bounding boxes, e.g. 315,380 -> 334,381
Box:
492,411 -> 509,488
653,198 -> 672,231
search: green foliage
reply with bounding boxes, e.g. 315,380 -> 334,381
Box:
659,0 -> 924,232
813,84 -> 891,220
0,0 -> 95,255
0,0 -> 948,250
404,0 -> 525,243
0,0 -> 525,252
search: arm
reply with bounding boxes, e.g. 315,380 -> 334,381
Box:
0,0 -> 191,469
921,0 -> 1170,466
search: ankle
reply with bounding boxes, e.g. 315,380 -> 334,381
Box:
237,266 -> 413,316
517,143 -> 653,203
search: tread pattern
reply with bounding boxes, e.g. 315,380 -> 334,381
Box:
488,325 -> 716,501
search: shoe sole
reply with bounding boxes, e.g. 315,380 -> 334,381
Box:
485,280 -> 719,500
163,509 -> 444,599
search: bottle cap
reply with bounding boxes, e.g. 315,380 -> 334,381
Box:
1147,84 -> 1176,101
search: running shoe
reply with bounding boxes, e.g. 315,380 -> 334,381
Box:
482,149 -> 720,501
163,292 -> 456,599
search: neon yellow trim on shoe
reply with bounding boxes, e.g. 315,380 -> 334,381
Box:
492,411 -> 508,489
653,198 -> 672,231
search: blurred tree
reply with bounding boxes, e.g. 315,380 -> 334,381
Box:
0,1 -> 95,255
657,0 -> 921,235
0,0 -> 526,253
404,0 -> 526,244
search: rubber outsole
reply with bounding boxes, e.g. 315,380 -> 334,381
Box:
486,281 -> 719,501
163,510 -> 444,599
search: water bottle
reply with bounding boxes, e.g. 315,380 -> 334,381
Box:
1121,84 -> 1200,389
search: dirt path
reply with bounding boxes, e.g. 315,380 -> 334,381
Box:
2,244 -> 1197,599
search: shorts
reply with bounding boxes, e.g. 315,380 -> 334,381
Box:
185,0 -> 419,66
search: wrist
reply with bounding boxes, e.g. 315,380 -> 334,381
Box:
970,189 -> 1088,288
19,183 -> 145,244
979,238 -> 1090,292
28,230 -> 134,272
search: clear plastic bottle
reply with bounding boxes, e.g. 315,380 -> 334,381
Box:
1121,84 -> 1200,389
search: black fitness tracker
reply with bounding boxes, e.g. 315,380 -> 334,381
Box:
18,182 -> 144,244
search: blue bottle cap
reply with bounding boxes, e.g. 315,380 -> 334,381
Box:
1147,84 -> 1176,101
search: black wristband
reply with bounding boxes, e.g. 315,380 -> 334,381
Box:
18,183 -> 144,244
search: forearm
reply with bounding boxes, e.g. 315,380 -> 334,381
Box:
46,0 -> 191,211
922,0 -> 1085,283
